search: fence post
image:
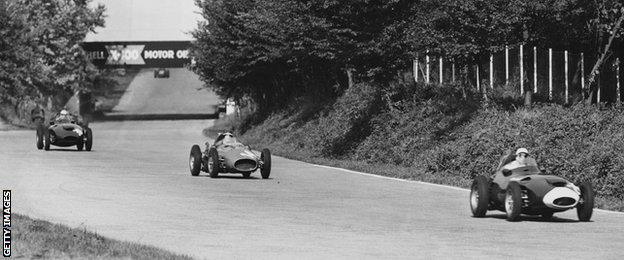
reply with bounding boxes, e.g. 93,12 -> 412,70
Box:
426,50 -> 430,84
476,65 -> 480,91
490,53 -> 494,89
413,57 -> 418,83
533,46 -> 538,93
549,48 -> 553,100
452,62 -> 456,83
581,52 -> 585,91
439,57 -> 443,84
520,44 -> 524,95
565,50 -> 569,104
505,45 -> 509,85
617,58 -> 621,103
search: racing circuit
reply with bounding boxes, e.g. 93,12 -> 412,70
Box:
2,94 -> 624,258
2,0 -> 624,259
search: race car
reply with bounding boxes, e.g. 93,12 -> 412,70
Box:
154,68 -> 170,78
188,133 -> 271,179
36,111 -> 93,151
470,157 -> 594,222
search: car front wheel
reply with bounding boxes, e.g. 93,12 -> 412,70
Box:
576,181 -> 594,222
505,182 -> 522,221
189,145 -> 202,176
470,175 -> 490,217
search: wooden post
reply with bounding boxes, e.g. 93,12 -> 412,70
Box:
549,48 -> 553,100
490,53 -> 494,89
505,45 -> 509,85
476,65 -> 480,91
533,46 -> 538,93
617,58 -> 621,103
439,57 -> 443,84
565,50 -> 569,104
452,62 -> 456,83
520,44 -> 524,95
413,58 -> 418,83
426,51 -> 430,84
581,53 -> 585,91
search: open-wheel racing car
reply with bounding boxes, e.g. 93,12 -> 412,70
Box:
470,155 -> 594,222
36,111 -> 93,151
188,133 -> 271,179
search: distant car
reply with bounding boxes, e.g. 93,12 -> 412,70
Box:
470,158 -> 593,221
36,115 -> 93,151
188,133 -> 271,179
154,68 -> 169,78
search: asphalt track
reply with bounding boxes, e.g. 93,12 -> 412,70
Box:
1,120 -> 624,259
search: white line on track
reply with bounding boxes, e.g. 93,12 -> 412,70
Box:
310,162 -> 624,215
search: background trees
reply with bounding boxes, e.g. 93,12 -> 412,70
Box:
0,0 -> 104,106
192,0 -> 623,111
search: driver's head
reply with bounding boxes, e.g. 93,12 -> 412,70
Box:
60,110 -> 69,116
515,148 -> 529,164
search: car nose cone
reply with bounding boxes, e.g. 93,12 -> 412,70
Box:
234,159 -> 257,172
543,187 -> 579,209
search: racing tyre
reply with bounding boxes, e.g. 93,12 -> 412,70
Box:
470,175 -> 490,217
36,125 -> 44,150
85,128 -> 93,151
260,148 -> 271,179
576,181 -> 594,222
44,129 -> 51,151
208,147 -> 219,178
505,182 -> 522,221
189,145 -> 202,176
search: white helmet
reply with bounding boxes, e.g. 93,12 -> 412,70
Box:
515,148 -> 529,155
60,110 -> 69,116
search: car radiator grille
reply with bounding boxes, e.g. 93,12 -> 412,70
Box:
235,159 -> 257,171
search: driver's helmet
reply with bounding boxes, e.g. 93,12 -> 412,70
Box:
515,148 -> 529,156
56,109 -> 72,123
222,132 -> 238,145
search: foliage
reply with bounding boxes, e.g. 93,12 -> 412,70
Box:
0,0 -> 105,105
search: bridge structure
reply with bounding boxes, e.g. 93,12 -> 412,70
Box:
78,0 -> 220,120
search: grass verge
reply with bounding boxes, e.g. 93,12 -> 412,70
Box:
11,213 -> 192,259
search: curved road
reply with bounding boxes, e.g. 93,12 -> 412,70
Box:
1,120 -> 624,259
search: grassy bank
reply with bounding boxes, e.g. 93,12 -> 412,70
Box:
11,213 -> 191,259
208,82 -> 624,211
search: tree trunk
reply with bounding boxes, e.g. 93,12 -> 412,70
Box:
524,90 -> 532,108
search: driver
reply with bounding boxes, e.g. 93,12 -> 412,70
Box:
54,109 -> 73,123
501,148 -> 536,170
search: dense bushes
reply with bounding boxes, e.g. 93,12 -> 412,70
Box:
211,81 -> 624,206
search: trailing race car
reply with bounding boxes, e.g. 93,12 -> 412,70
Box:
470,154 -> 594,222
36,110 -> 93,151
154,68 -> 170,78
188,133 -> 271,179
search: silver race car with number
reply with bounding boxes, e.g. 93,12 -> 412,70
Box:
188,133 -> 271,179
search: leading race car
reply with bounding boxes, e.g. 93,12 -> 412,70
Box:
36,111 -> 93,151
188,133 -> 271,179
470,156 -> 594,222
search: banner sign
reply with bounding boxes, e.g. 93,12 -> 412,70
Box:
82,41 -> 192,68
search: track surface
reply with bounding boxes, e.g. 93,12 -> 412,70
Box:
1,120 -> 624,259
109,68 -> 220,116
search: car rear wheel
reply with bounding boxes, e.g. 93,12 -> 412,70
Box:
44,129 -> 51,151
470,175 -> 490,217
576,181 -> 594,222
505,182 -> 522,221
260,148 -> 271,179
208,147 -> 219,178
36,125 -> 44,150
85,128 -> 93,151
189,145 -> 202,176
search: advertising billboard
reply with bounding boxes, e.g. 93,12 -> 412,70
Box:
82,41 -> 192,68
